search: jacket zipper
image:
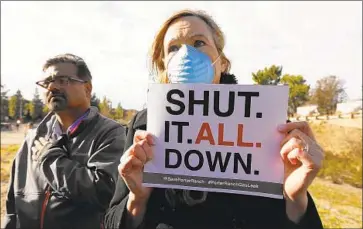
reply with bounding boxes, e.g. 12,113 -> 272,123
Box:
40,186 -> 51,229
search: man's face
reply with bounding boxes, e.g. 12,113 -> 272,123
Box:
40,63 -> 91,112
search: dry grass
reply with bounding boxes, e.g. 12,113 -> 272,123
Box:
310,121 -> 362,187
0,144 -> 19,218
310,121 -> 362,155
309,178 -> 362,229
0,145 -> 18,182
308,122 -> 362,228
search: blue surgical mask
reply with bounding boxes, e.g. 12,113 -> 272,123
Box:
166,45 -> 220,84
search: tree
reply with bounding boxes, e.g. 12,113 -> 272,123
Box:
310,75 -> 346,115
24,101 -> 35,121
99,96 -> 112,118
280,74 -> 310,116
32,88 -> 44,120
252,65 -> 283,85
8,95 -> 18,119
91,93 -> 100,108
1,84 -> 9,121
114,102 -> 124,120
14,90 -> 25,119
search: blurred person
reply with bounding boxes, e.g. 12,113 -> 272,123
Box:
103,9 -> 324,229
2,53 -> 126,229
16,119 -> 21,131
24,121 -> 34,137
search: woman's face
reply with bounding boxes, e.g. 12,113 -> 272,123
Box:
163,16 -> 225,84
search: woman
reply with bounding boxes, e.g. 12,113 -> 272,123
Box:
104,9 -> 324,229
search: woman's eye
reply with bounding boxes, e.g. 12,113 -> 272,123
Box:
194,40 -> 206,48
168,45 -> 180,53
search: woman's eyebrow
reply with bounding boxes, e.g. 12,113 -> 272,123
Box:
167,34 -> 210,46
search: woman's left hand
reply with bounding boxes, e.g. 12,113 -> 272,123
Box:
278,121 -> 324,221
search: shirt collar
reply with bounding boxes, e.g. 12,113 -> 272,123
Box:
51,109 -> 90,139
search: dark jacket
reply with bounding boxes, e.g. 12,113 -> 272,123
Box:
2,106 -> 126,229
103,74 -> 324,229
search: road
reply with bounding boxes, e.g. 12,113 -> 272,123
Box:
1,125 -> 27,145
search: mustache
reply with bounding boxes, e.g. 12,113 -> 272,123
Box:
47,90 -> 66,101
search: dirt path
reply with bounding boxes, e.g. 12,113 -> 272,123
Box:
1,127 -> 27,146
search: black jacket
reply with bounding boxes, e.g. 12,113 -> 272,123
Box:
103,74 -> 323,229
2,107 -> 126,229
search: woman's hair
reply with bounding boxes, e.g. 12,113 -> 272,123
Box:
149,9 -> 231,83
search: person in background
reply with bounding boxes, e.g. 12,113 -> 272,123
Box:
2,53 -> 126,229
24,122 -> 34,137
15,119 -> 21,132
103,9 -> 324,229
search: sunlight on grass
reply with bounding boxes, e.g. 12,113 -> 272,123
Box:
0,145 -> 19,182
309,178 -> 362,228
310,122 -> 362,188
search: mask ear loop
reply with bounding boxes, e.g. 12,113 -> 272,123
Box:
210,52 -> 224,83
212,53 -> 222,66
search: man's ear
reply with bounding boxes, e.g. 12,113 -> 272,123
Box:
85,82 -> 92,99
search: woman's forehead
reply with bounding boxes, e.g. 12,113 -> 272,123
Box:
164,16 -> 214,45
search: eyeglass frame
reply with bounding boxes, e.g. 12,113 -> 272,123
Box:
35,75 -> 88,89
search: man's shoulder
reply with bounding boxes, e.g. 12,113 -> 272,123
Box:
96,113 -> 126,130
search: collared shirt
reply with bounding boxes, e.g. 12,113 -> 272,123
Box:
51,109 -> 90,140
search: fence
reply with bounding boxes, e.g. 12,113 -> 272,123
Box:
290,111 -> 362,122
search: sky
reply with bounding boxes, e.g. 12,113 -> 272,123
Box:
1,1 -> 362,110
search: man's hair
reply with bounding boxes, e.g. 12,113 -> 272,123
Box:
42,53 -> 92,81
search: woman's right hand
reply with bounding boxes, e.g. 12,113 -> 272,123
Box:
118,130 -> 154,203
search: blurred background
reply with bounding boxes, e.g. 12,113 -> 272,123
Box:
1,1 -> 362,228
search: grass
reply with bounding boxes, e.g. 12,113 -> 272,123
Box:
0,145 -> 19,182
308,121 -> 362,228
310,121 -> 362,188
0,144 -> 19,217
309,178 -> 362,228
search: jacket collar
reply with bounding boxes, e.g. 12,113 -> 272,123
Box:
36,106 -> 99,139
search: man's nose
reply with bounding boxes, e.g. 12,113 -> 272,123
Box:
47,81 -> 59,91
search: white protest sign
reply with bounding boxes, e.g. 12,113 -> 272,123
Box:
144,83 -> 289,199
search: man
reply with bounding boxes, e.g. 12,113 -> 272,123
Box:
16,119 -> 21,131
2,53 -> 126,229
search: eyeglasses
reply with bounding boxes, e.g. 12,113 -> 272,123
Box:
36,75 -> 87,89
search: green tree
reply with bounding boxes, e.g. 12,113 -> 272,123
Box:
91,93 -> 100,108
24,101 -> 35,120
114,102 -> 124,120
1,84 -> 9,121
310,75 -> 346,115
32,88 -> 44,120
280,74 -> 310,116
252,65 -> 283,85
14,90 -> 25,119
99,96 -> 112,118
8,95 -> 18,119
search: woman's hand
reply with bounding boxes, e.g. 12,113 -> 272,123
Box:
278,121 -> 324,222
118,130 -> 155,225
